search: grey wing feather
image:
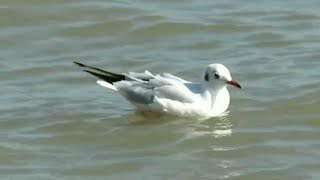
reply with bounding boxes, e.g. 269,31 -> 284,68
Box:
162,73 -> 190,83
115,81 -> 155,104
115,75 -> 199,104
126,70 -> 154,81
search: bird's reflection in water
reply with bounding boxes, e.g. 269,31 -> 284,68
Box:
209,111 -> 233,138
125,110 -> 180,126
181,111 -> 233,140
125,111 -> 232,132
123,110 -> 233,140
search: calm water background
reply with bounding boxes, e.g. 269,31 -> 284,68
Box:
1,0 -> 320,179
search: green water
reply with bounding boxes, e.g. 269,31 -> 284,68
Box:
1,0 -> 320,179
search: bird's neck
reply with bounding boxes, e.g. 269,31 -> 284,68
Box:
202,85 -> 230,115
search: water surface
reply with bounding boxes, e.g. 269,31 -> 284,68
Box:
1,0 -> 320,179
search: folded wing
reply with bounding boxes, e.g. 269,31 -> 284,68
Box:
74,62 -> 200,105
115,74 -> 199,104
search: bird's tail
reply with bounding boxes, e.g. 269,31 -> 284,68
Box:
73,61 -> 125,84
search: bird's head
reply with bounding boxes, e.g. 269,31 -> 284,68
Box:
203,64 -> 241,89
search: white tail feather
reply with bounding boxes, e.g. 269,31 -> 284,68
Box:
97,80 -> 117,91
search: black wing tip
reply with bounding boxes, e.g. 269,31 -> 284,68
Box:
74,62 -> 126,84
73,61 -> 85,67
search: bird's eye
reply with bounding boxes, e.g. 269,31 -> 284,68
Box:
214,73 -> 220,79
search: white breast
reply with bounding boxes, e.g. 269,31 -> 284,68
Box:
209,87 -> 230,116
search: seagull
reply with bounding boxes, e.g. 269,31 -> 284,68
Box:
74,62 -> 241,118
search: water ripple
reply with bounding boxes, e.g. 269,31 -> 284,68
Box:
1,0 -> 320,179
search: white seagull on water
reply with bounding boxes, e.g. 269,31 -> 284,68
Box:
74,62 -> 241,118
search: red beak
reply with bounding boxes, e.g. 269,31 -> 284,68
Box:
227,80 -> 241,89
